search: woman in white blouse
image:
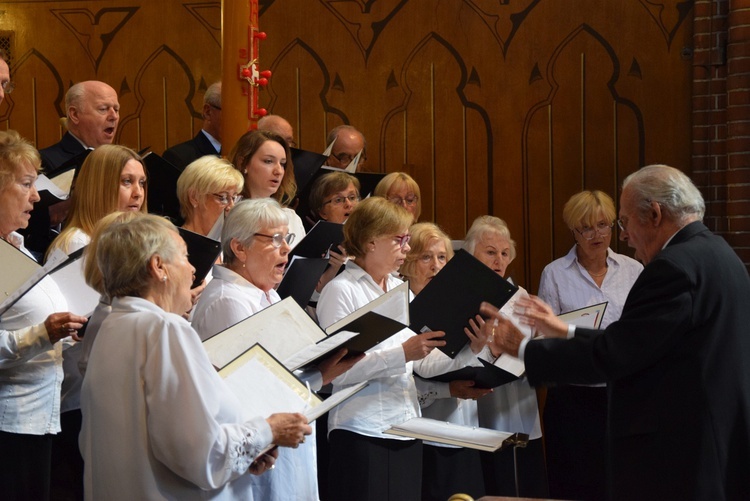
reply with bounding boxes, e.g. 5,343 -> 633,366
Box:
80,213 -> 311,500
464,215 -> 549,498
537,190 -> 642,500
316,197 -> 485,501
0,130 -> 87,501
401,222 -> 490,501
229,130 -> 305,242
45,144 -> 148,500
192,198 -> 357,501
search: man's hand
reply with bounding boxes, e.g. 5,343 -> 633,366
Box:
478,303 -> 525,358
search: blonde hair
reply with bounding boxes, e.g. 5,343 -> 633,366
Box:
0,130 -> 41,191
463,215 -> 517,262
562,190 -> 616,230
83,211 -> 140,294
373,171 -> 422,222
343,196 -> 413,259
400,222 -> 453,281
48,145 -> 146,257
229,129 -> 297,207
177,156 -> 244,221
97,214 -> 179,298
308,171 -> 360,216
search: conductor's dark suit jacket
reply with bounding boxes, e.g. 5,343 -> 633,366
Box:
525,221 -> 750,500
162,130 -> 219,171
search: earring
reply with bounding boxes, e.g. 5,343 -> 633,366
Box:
161,275 -> 167,282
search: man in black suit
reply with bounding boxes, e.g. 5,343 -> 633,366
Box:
162,81 -> 222,170
486,164 -> 750,500
39,80 -> 119,175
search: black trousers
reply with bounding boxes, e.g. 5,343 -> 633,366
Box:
481,437 -> 549,498
0,430 -> 54,501
50,409 -> 85,501
328,429 -> 422,501
544,385 -> 608,501
422,444 -> 485,501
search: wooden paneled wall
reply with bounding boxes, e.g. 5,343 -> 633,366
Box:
1,0 -> 694,292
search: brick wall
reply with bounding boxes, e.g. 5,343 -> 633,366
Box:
693,0 -> 750,269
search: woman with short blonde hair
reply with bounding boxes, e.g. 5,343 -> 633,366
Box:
374,171 -> 421,223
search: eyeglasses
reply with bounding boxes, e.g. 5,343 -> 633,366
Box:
418,253 -> 447,264
331,152 -> 364,166
388,195 -> 419,207
575,222 -> 614,240
254,232 -> 295,248
393,233 -> 411,249
1,80 -> 14,94
617,218 -> 628,232
209,103 -> 221,111
323,193 -> 360,206
212,193 -> 242,206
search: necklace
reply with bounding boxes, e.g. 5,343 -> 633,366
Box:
586,267 -> 608,277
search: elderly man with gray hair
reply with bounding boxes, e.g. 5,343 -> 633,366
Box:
486,164 -> 750,500
163,81 -> 222,170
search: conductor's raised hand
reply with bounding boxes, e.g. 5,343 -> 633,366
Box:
402,330 -> 446,362
266,412 -> 312,448
514,295 -> 568,338
479,303 -> 525,358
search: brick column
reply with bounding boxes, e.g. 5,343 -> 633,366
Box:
692,0 -> 750,268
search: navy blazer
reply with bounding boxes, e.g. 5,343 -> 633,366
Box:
162,130 -> 220,171
525,222 -> 750,500
39,131 -> 87,176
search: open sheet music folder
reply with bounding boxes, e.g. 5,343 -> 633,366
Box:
0,242 -> 68,316
385,417 -> 526,452
288,220 -> 344,260
409,249 -> 518,358
177,227 -> 221,288
559,301 -> 608,329
219,344 -> 368,459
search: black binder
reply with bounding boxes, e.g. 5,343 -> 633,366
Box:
409,249 -> 518,358
143,152 -> 183,224
177,227 -> 221,288
288,220 -> 344,260
277,257 -> 329,308
416,359 -> 518,389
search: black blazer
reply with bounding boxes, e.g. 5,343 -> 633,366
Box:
525,222 -> 750,500
39,131 -> 87,176
162,130 -> 220,171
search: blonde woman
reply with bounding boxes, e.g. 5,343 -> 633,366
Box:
374,171 -> 421,223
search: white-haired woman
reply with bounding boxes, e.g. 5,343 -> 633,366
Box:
192,198 -> 357,501
79,214 -> 311,500
463,215 -> 548,498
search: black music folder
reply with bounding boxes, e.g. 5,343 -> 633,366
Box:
144,152 -> 182,224
277,256 -> 328,308
409,249 -> 518,358
177,227 -> 221,288
416,359 -> 518,389
291,147 -> 329,195
289,220 -> 344,260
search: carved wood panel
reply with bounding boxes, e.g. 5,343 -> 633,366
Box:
1,0 -> 693,292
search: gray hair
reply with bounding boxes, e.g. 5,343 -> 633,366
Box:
204,81 -> 221,109
65,82 -> 87,116
623,164 -> 705,225
463,215 -> 517,262
97,214 -> 179,298
222,198 -> 289,265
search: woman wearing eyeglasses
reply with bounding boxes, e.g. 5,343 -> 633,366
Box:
538,190 -> 642,501
316,197 -> 485,501
230,129 -> 305,245
192,198 -> 357,501
177,156 -> 244,238
374,171 -> 421,223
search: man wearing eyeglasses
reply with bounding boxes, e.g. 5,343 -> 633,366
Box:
486,165 -> 750,500
163,81 -> 222,171
326,125 -> 366,169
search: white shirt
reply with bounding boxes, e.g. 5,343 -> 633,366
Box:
316,260 -> 481,440
538,246 -> 643,327
192,264 -> 281,341
80,296 -> 273,500
190,267 -> 319,501
55,228 -> 91,413
0,232 -> 68,435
